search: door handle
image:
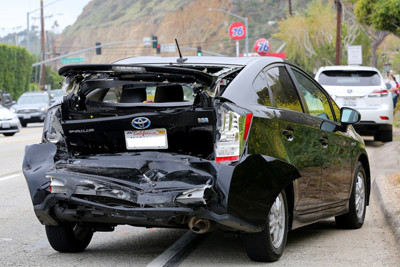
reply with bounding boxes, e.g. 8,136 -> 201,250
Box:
319,134 -> 328,148
282,129 -> 294,141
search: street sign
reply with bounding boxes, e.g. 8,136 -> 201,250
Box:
160,43 -> 176,53
254,38 -> 271,56
229,22 -> 246,41
348,45 -> 362,65
60,58 -> 84,63
143,37 -> 152,46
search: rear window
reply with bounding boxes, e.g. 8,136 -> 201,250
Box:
85,83 -> 195,104
318,70 -> 381,86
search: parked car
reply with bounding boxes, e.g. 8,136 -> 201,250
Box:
0,104 -> 21,136
315,65 -> 393,142
11,91 -> 51,127
0,89 -> 15,109
23,57 -> 370,262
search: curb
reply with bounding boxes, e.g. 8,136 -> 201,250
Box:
373,171 -> 400,246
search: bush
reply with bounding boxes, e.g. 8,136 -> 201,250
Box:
0,44 -> 34,99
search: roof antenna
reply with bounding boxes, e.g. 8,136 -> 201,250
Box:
175,38 -> 187,63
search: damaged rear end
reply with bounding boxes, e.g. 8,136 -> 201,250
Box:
23,63 -> 299,237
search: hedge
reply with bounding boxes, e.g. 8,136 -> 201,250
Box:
0,44 -> 34,100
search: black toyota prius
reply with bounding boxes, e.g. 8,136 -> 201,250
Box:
23,56 -> 370,262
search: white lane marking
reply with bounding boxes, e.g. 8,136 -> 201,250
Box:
0,173 -> 20,182
146,231 -> 198,267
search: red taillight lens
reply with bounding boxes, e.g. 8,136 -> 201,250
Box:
216,155 -> 239,163
243,113 -> 253,140
380,116 -> 389,120
369,89 -> 388,97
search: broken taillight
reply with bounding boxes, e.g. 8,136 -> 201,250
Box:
215,107 -> 253,164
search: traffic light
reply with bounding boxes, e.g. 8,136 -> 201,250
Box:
156,44 -> 161,54
95,42 -> 101,55
152,36 -> 158,49
197,46 -> 202,56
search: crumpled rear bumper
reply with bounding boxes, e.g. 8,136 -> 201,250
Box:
23,143 -> 300,233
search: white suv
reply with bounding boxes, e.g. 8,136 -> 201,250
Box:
315,65 -> 393,142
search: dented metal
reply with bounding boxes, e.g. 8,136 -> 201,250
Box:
23,142 -> 300,231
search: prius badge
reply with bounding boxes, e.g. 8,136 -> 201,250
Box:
131,117 -> 151,130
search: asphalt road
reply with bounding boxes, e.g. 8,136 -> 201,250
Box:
1,124 -> 400,266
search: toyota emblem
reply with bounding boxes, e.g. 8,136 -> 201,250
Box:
347,89 -> 353,94
131,117 -> 151,129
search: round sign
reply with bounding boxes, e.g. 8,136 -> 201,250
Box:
229,22 -> 246,41
254,38 -> 271,56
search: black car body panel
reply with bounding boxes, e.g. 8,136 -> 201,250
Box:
22,56 -> 370,260
23,143 -> 300,232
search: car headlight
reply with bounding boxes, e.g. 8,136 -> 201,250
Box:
42,104 -> 64,144
40,106 -> 48,112
9,107 -> 16,113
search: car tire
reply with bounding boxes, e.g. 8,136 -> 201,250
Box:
45,223 -> 93,252
21,121 -> 27,127
243,190 -> 288,262
3,133 -> 15,136
374,130 -> 392,142
335,162 -> 367,229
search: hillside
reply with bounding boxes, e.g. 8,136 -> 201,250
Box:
55,0 -> 310,65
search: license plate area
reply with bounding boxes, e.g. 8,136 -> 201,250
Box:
124,128 -> 168,150
343,97 -> 357,106
1,123 -> 10,128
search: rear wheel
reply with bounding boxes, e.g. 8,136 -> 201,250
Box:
374,130 -> 392,142
335,162 -> 367,229
243,191 -> 288,262
20,121 -> 27,127
45,223 -> 93,252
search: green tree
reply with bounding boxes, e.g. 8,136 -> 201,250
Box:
45,66 -> 64,90
355,0 -> 400,34
273,0 -> 372,72
354,0 -> 400,67
273,0 -> 337,73
0,44 -> 34,99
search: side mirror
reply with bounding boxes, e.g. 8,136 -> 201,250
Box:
386,83 -> 391,90
340,107 -> 361,125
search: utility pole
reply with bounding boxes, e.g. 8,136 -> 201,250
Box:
288,0 -> 292,16
335,0 -> 342,65
40,0 -> 46,90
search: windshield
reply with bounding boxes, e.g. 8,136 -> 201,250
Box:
318,70 -> 381,86
18,95 -> 49,105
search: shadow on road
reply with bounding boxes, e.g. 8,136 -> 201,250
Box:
364,140 -> 384,148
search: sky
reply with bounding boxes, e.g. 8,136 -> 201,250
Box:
0,0 -> 91,37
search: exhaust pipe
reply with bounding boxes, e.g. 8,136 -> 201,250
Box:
188,217 -> 213,234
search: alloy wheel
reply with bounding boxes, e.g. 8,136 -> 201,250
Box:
355,171 -> 366,220
269,193 -> 286,249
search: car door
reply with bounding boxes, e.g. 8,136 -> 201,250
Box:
289,66 -> 352,210
262,64 -> 323,215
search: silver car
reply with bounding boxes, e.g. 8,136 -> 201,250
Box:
315,65 -> 393,142
11,92 -> 51,127
0,104 -> 21,136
